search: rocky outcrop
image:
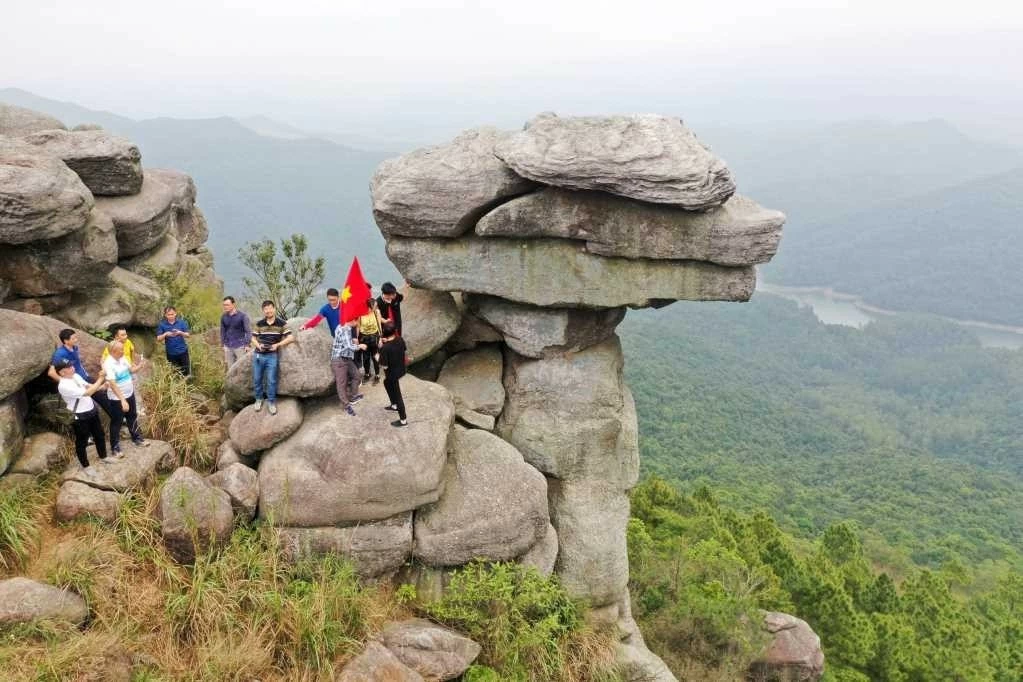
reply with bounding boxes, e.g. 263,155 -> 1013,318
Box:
20,128 -> 143,196
159,466 -> 234,563
0,308 -> 57,401
95,170 -> 175,257
55,265 -> 162,330
749,612 -> 825,682
377,618 -> 481,681
0,103 -> 65,137
0,577 -> 88,626
60,440 -> 176,492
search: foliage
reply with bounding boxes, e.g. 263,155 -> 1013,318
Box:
145,261 -> 224,333
238,234 -> 325,318
0,482 -> 49,571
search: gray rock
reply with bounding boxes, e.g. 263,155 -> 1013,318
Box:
55,480 -> 122,522
0,577 -> 88,626
495,113 -> 735,208
454,406 -> 495,431
497,337 -> 639,488
0,104 -> 66,137
20,129 -> 143,196
206,463 -> 259,521
616,641 -> 679,682
61,439 -> 176,491
401,287 -> 462,363
146,168 -> 195,212
443,307 -> 502,353
0,308 -> 57,402
224,322 -> 334,407
94,170 -> 175,257
436,347 -> 504,416
10,432 -> 67,475
387,236 -> 755,309
0,293 -> 72,315
0,137 -> 93,245
0,394 -> 27,475
468,295 -> 624,358
548,478 -> 630,607
54,266 -> 163,330
0,208 -> 118,297
749,612 -> 825,682
120,233 -> 183,276
378,618 -> 482,681
277,513 -> 412,578
519,523 -> 558,577
414,427 -> 548,566
477,189 -> 784,266
258,378 -> 454,525
176,206 -> 209,252
336,641 -> 425,682
408,350 -> 448,383
159,466 -> 235,563
371,127 -> 536,238
215,439 -> 257,471
227,397 -> 303,456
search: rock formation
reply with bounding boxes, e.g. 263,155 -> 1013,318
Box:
749,612 -> 826,682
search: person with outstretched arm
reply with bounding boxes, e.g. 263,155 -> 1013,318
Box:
156,306 -> 191,376
55,359 -> 109,476
103,340 -> 149,455
377,321 -> 408,427
301,287 -> 343,336
48,328 -> 114,421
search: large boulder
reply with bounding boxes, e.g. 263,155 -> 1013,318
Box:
277,513 -> 412,578
0,308 -> 57,401
206,462 -> 259,521
175,206 -> 209,252
226,398 -> 303,456
120,233 -> 183,276
61,440 -> 176,491
519,523 -> 559,577
10,432 -> 67,476
54,266 -> 162,330
386,236 -> 755,309
494,113 -> 735,209
477,189 -> 784,266
0,394 -> 27,475
371,127 -> 536,238
336,641 -> 425,682
468,295 -> 624,359
414,427 -> 549,566
616,640 -> 679,682
378,618 -> 482,681
20,129 -> 143,196
436,347 -> 504,416
159,466 -> 235,563
0,208 -> 118,297
224,323 -> 334,406
0,137 -> 94,245
147,168 -> 195,212
400,287 -> 462,363
0,577 -> 88,626
0,293 -> 72,315
55,480 -> 122,522
0,104 -> 66,137
443,305 -> 502,354
749,612 -> 825,682
258,378 -> 455,525
94,170 -> 176,257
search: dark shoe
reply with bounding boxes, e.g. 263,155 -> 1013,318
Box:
384,405 -> 398,411
351,393 -> 364,404
111,444 -> 122,456
372,375 -> 380,385
363,373 -> 371,381
345,405 -> 356,416
390,419 -> 408,427
132,438 -> 150,447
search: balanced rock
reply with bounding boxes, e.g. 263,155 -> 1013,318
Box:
224,323 -> 334,406
0,577 -> 88,626
61,439 -> 176,491
227,397 -> 302,456
414,427 -> 549,566
54,266 -> 162,330
378,618 -> 482,681
371,127 -> 536,238
277,513 -> 412,578
337,641 -> 425,682
401,287 -> 462,363
494,113 -> 735,208
207,462 -> 259,521
387,236 -> 755,309
258,378 -> 454,525
436,346 -> 504,416
468,295 -> 624,359
0,137 -> 94,245
749,612 -> 825,682
477,189 -> 784,266
20,128 -> 143,195
10,432 -> 67,476
519,523 -> 559,577
95,170 -> 176,257
0,308 -> 58,401
0,103 -> 66,137
159,466 -> 234,563
0,394 -> 27,475
55,480 -> 122,522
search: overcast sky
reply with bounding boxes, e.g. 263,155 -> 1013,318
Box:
4,0 -> 1022,140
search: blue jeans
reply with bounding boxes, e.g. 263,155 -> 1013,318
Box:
252,352 -> 279,401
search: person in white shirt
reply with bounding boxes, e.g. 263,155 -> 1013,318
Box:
55,359 -> 110,475
103,340 -> 149,454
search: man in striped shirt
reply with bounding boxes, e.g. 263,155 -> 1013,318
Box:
250,300 -> 294,415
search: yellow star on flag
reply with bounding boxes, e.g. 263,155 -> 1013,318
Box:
340,286 -> 352,303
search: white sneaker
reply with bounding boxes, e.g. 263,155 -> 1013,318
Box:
254,399 -> 263,412
82,467 -> 98,478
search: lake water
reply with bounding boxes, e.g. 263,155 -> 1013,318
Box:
759,283 -> 1023,350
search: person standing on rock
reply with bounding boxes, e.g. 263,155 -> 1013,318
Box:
300,287 -> 343,336
48,328 -> 114,421
102,326 -> 147,416
103,340 -> 149,455
156,306 -> 191,376
357,297 -> 384,385
220,296 -> 252,367
377,282 -> 404,337
377,321 -> 408,427
331,316 -> 368,416
251,300 -> 294,416
55,359 -> 110,476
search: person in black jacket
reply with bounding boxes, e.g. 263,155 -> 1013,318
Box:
376,321 -> 408,427
377,282 -> 404,337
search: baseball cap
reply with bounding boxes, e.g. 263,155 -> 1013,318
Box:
54,359 -> 75,371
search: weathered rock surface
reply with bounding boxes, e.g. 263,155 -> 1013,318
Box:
337,641 -> 425,682
259,379 -> 454,525
224,323 -> 334,406
477,189 -> 784,266
0,137 -> 93,245
454,406 -> 495,431
0,293 -> 72,315
21,128 -> 143,195
206,463 -> 259,521
55,480 -> 122,522
227,397 -> 303,456
436,347 -> 504,416
176,206 -> 208,252
371,127 -> 536,238
95,170 -> 175,257
749,612 -> 825,682
61,440 -> 176,491
387,236 -> 755,309
443,307 -> 502,353
159,466 -> 234,563
277,513 -> 412,578
0,103 -> 66,137
120,233 -> 182,276
616,640 -> 679,682
0,308 -> 57,401
215,439 -> 257,471
0,577 -> 88,626
54,266 -> 162,330
10,432 -> 67,475
414,427 -> 549,566
0,394 -> 27,475
495,113 -> 735,208
519,522 -> 559,577
469,295 -> 624,358
400,287 -> 462,363
147,168 -> 195,212
378,618 -> 482,681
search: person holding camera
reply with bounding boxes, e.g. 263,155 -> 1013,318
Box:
156,306 -> 191,376
251,300 -> 293,415
55,359 -> 110,476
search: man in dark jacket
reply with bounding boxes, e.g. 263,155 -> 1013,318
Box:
377,282 -> 404,337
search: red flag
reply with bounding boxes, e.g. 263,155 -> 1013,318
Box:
340,257 -> 371,324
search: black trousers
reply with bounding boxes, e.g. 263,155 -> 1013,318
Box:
91,390 -> 114,419
109,393 -> 142,449
167,350 -> 190,377
72,408 -> 107,467
361,335 -> 380,376
384,373 -> 407,421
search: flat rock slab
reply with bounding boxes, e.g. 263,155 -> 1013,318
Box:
206,462 -> 259,521
159,466 -> 234,564
258,378 -> 454,525
477,189 -> 784,266
436,346 -> 504,416
400,287 -> 462,363
0,137 -> 94,245
337,641 -> 425,682
94,170 -> 176,257
61,440 -> 176,492
371,127 -> 536,238
224,323 -> 335,407
277,513 -> 412,578
378,618 -> 482,681
21,129 -> 143,196
227,397 -> 303,456
55,479 -> 122,522
494,113 -> 735,208
11,432 -> 68,475
0,308 -> 58,402
414,427 -> 549,567
0,577 -> 88,626
0,104 -> 66,137
386,236 -> 755,309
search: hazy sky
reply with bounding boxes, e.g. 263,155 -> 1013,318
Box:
5,0 -> 1022,139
